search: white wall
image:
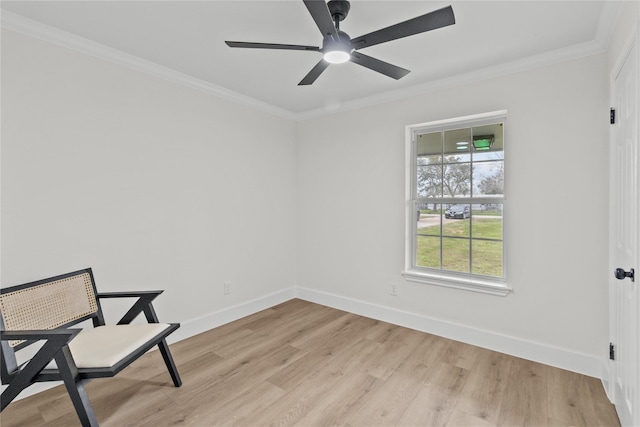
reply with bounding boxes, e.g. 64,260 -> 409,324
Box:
296,54 -> 610,374
1,29 -> 298,328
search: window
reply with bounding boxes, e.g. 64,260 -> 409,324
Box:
403,111 -> 511,296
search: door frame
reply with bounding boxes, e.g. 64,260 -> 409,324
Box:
607,19 -> 640,426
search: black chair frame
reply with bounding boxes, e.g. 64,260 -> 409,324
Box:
0,268 -> 182,426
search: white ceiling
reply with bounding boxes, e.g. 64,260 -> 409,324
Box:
1,1 -> 617,119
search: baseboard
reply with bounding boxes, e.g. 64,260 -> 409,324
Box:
602,359 -> 614,402
294,287 -> 604,379
167,288 -> 296,344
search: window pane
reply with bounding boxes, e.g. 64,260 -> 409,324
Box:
416,235 -> 441,269
443,162 -> 471,197
442,238 -> 470,273
443,204 -> 470,238
444,128 -> 471,162
472,240 -> 503,277
472,204 -> 503,240
472,123 -> 504,161
473,149 -> 504,162
473,161 -> 504,197
417,132 -> 442,164
417,203 -> 441,237
417,165 -> 442,197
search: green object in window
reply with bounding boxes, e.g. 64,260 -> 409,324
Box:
473,135 -> 494,150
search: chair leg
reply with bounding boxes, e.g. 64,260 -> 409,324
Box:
157,339 -> 182,387
55,347 -> 99,427
1,380 -> 28,411
63,379 -> 98,427
1,367 -> 36,411
2,334 -> 73,411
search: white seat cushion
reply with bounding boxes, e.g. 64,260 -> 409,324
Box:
68,324 -> 172,368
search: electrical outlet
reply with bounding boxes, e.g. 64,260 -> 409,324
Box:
389,283 -> 398,296
224,281 -> 231,295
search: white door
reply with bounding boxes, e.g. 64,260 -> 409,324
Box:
610,34 -> 639,427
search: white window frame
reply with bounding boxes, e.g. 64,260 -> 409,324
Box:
402,110 -> 512,297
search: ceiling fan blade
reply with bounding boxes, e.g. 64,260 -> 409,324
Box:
298,59 -> 330,85
350,52 -> 410,80
226,41 -> 320,51
350,5 -> 455,50
303,0 -> 339,39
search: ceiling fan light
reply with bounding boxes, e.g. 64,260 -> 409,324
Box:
324,50 -> 350,64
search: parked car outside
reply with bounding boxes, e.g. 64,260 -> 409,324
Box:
445,204 -> 470,219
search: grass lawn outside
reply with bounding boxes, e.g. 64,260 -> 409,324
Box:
416,216 -> 503,277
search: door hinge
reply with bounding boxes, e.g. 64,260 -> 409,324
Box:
610,343 -> 615,360
610,108 -> 616,124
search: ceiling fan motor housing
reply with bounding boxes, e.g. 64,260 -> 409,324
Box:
322,30 -> 351,52
327,0 -> 350,22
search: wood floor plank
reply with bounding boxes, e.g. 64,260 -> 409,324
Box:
446,408 -> 495,427
364,325 -> 427,380
0,299 -> 621,427
585,375 -> 621,426
294,373 -> 384,426
341,333 -> 452,425
287,308 -> 358,350
241,299 -> 325,333
455,348 -> 513,424
442,340 -> 480,371
0,410 -> 45,427
173,343 -> 302,413
266,314 -> 375,391
174,327 -> 255,362
248,337 -> 384,426
343,370 -> 430,426
31,396 -> 72,423
547,367 -> 606,426
364,319 -> 401,343
170,307 -> 276,361
97,380 -> 177,427
396,361 -> 470,427
496,357 -> 548,426
395,333 -> 452,377
160,379 -> 286,427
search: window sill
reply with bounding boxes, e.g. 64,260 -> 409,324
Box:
402,270 -> 512,297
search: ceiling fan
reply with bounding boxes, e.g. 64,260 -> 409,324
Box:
225,0 -> 455,86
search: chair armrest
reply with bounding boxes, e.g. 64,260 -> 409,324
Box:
1,328 -> 81,343
97,290 -> 163,299
97,291 -> 165,325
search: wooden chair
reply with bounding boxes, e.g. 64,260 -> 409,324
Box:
0,268 -> 182,426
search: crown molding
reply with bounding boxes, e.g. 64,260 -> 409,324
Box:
294,1 -> 623,121
296,37 -> 608,121
2,2 -> 622,123
0,10 -> 297,121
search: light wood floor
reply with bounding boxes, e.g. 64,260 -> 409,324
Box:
1,299 -> 620,426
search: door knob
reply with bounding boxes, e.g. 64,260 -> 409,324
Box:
614,268 -> 635,282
